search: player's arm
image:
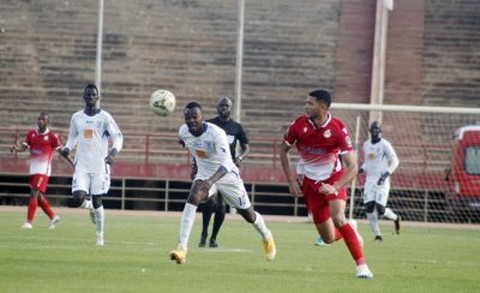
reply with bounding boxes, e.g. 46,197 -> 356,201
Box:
385,142 -> 399,174
321,151 -> 358,194
234,127 -> 250,165
56,147 -> 74,168
235,143 -> 250,166
378,142 -> 399,185
63,115 -> 78,158
10,141 -> 27,154
280,141 -> 302,197
105,116 -> 123,165
199,128 -> 232,190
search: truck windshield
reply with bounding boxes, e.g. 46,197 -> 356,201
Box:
464,146 -> 480,175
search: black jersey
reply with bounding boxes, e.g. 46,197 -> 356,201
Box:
207,116 -> 249,160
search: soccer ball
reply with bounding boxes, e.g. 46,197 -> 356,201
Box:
149,89 -> 176,116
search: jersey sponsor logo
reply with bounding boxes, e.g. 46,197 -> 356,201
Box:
196,149 -> 207,158
303,146 -> 327,155
84,129 -> 93,139
303,127 -> 308,133
44,135 -> 48,141
368,152 -> 376,160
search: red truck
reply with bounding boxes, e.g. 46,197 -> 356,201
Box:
445,125 -> 480,221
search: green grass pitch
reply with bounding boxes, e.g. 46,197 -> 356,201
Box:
1,207 -> 479,293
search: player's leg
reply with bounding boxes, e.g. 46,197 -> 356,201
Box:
365,201 -> 382,241
376,185 -> 401,234
71,172 -> 90,207
219,174 -> 275,261
91,193 -> 105,246
199,196 -> 215,247
301,177 -> 341,244
329,198 -> 373,278
363,181 -> 381,240
32,174 -> 59,229
90,173 -> 110,246
170,180 -> 210,264
23,183 -> 39,229
209,192 -> 226,247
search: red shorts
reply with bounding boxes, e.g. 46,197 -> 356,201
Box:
301,171 -> 347,224
29,174 -> 50,194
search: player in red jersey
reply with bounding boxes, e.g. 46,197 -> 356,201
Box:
11,112 -> 62,230
279,89 -> 373,279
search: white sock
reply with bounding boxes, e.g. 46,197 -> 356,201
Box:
382,208 -> 398,221
367,212 -> 381,236
178,203 -> 197,251
252,212 -> 271,240
94,206 -> 105,237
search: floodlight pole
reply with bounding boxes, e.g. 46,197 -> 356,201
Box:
234,0 -> 245,123
95,0 -> 104,100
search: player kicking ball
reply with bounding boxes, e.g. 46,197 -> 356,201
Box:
169,102 -> 276,264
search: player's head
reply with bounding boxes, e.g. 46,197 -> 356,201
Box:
184,102 -> 205,136
309,89 -> 332,108
305,89 -> 332,119
369,121 -> 382,140
216,96 -> 232,119
37,112 -> 50,131
83,83 -> 99,108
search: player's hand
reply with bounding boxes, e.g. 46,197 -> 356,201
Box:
193,179 -> 212,199
105,148 -> 118,165
234,156 -> 244,167
288,181 -> 303,197
60,147 -> 70,158
377,172 -> 390,185
319,183 -> 339,196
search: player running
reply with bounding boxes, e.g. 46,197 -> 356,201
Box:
280,89 -> 373,279
11,112 -> 63,230
359,121 -> 400,241
195,96 -> 250,248
169,102 -> 275,264
60,83 -> 123,246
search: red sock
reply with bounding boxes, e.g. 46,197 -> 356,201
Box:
27,197 -> 38,223
39,197 -> 55,219
338,223 -> 364,265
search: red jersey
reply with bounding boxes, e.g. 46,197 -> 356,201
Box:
23,129 -> 60,176
284,113 -> 353,181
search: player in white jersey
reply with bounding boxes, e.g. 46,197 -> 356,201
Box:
359,121 -> 400,241
60,83 -> 123,246
169,102 -> 276,264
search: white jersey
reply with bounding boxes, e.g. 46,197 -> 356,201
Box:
361,138 -> 399,183
178,122 -> 238,179
65,109 -> 123,174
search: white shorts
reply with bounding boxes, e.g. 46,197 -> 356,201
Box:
363,179 -> 390,206
201,172 -> 251,210
72,172 -> 111,195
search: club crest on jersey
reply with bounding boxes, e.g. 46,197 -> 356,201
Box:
323,129 -> 332,138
